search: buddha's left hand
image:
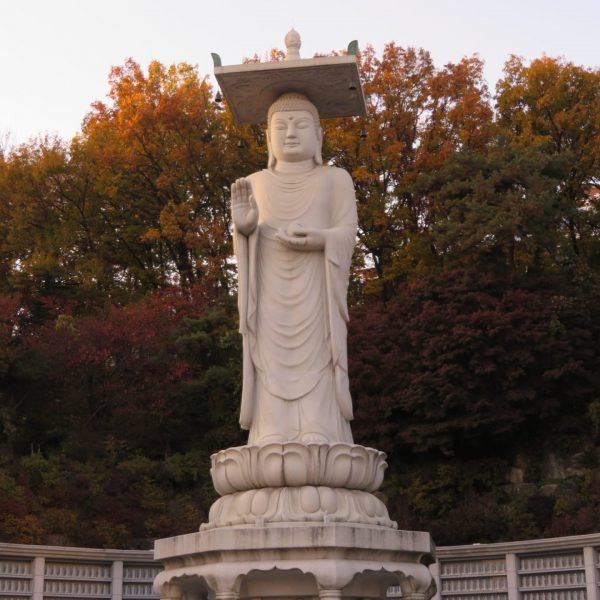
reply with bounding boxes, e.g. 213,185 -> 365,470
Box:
275,223 -> 325,251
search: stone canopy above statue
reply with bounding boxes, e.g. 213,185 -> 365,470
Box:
212,29 -> 367,124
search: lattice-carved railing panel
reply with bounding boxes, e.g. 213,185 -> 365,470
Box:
44,562 -> 111,581
442,559 -> 507,577
438,595 -> 508,600
521,591 -> 586,600
520,554 -> 584,573
438,557 -> 508,600
0,561 -> 31,579
0,559 -> 32,600
442,576 -> 508,594
520,572 -> 586,589
517,551 -> 586,600
43,561 -> 111,599
43,579 -> 111,598
0,578 -> 31,596
122,564 -> 161,600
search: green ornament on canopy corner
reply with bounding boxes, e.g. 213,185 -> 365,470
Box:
347,40 -> 358,56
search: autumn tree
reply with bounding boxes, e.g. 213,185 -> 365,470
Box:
412,146 -> 574,277
0,60 -> 265,312
0,140 -> 80,299
349,269 -> 600,456
496,56 -> 600,279
0,288 -> 243,546
324,44 -> 495,298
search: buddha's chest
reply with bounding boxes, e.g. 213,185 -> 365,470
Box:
251,172 -> 332,229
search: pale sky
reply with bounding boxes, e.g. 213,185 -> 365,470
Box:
1,0 -> 598,147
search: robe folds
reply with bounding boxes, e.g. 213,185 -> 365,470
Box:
233,165 -> 358,444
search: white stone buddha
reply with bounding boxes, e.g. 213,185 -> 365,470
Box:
231,92 -> 357,445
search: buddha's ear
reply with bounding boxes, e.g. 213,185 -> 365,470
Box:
314,127 -> 323,166
266,128 -> 276,169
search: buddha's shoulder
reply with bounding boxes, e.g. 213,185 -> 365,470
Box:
316,166 -> 354,191
312,165 -> 352,183
316,165 -> 351,178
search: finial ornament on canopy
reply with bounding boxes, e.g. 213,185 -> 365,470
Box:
284,28 -> 301,60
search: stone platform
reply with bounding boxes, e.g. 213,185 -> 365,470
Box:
154,523 -> 435,600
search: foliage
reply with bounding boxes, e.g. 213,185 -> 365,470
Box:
349,270 -> 600,455
324,44 -> 495,297
1,48 -> 600,547
0,60 -> 264,310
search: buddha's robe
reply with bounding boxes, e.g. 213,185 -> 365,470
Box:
234,165 -> 357,444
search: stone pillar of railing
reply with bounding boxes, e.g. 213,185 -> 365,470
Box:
112,560 -> 124,600
505,552 -> 519,600
429,560 -> 441,600
584,546 -> 599,600
31,556 -> 45,600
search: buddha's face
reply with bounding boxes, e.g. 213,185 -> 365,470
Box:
269,110 -> 320,164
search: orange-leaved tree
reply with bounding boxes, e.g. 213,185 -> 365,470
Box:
496,56 -> 600,277
324,43 -> 495,298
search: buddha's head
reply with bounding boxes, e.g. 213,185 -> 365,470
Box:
266,93 -> 323,169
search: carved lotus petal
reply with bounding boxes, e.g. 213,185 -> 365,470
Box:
361,492 -> 379,517
210,443 -> 388,494
282,444 -> 309,487
234,488 -> 254,516
260,444 -> 285,488
368,460 -> 387,493
319,485 -> 338,514
299,486 -> 320,513
211,448 -> 247,495
327,451 -> 352,488
223,456 -> 250,493
250,488 -> 270,515
347,452 -> 369,489
307,443 -> 322,483
211,465 -> 229,496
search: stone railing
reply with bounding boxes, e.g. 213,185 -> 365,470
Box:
2,533 -> 600,600
393,532 -> 600,600
0,543 -> 160,600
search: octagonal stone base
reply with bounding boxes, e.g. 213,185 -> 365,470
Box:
154,523 -> 436,600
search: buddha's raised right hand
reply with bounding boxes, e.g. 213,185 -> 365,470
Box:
231,177 -> 258,237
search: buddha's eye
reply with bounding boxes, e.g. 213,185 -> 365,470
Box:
296,120 -> 311,129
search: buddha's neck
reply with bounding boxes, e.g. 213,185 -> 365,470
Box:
274,159 -> 315,174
